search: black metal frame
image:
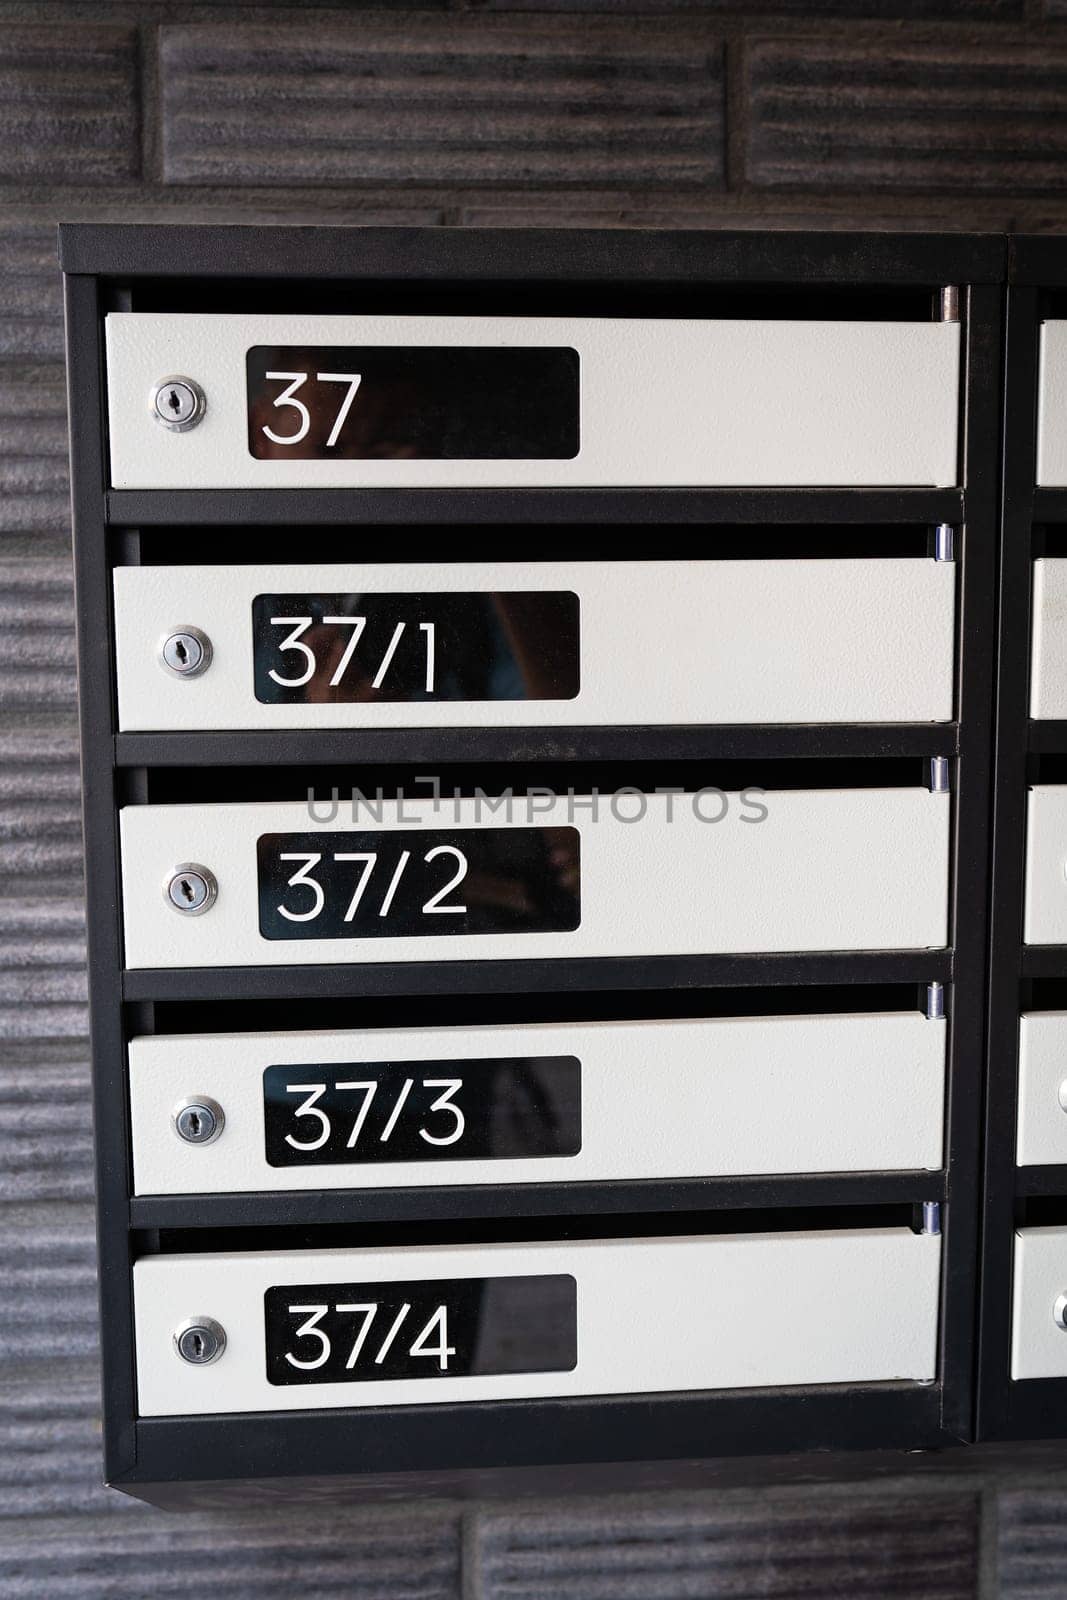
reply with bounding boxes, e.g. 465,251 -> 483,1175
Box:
60,226 -> 1004,1502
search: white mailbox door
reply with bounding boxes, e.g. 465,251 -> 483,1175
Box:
113,559 -> 956,732
1037,323 -> 1067,485
129,1011 -> 946,1196
1030,560 -> 1067,719
1012,1226 -> 1067,1378
1024,787 -> 1067,944
1017,1013 -> 1067,1166
133,1229 -> 942,1416
119,788 -> 951,969
105,313 -> 961,489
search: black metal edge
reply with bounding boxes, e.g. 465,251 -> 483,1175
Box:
1015,1166 -> 1067,1197
1021,948 -> 1067,977
1033,490 -> 1067,521
977,284 -> 1040,1443
122,950 -> 954,1004
128,1171 -> 947,1232
1028,721 -> 1067,752
64,272 -> 139,1484
115,1384 -> 953,1491
931,282 -> 1001,1442
115,725 -> 959,769
979,1379 -> 1067,1442
58,224 -> 1009,285
1010,237 -> 1067,288
107,487 -> 966,528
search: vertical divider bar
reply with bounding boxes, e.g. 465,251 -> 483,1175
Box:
978,282 -> 1041,1439
64,272 -> 138,1482
938,280 -> 1004,1441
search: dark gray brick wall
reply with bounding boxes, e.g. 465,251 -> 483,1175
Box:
2,1 -> 1067,1595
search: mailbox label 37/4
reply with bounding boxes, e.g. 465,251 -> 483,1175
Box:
264,1274 -> 578,1385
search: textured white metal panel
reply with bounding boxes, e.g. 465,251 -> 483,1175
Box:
1024,787 -> 1067,944
133,1229 -> 942,1416
129,1011 -> 946,1195
104,313 -> 961,488
1012,1227 -> 1067,1379
1031,560 -> 1067,718
1038,323 -> 1067,487
1017,1014 -> 1067,1166
113,558 -> 956,731
118,789 -> 951,968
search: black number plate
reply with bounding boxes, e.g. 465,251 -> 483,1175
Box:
264,1056 -> 581,1167
265,1274 -> 578,1386
247,346 -> 579,460
252,591 -> 580,705
257,827 -> 581,941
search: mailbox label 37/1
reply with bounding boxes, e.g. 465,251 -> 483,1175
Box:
257,827 -> 581,940
253,591 -> 580,705
264,1274 -> 578,1385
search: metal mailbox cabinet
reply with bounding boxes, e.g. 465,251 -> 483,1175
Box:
61,225 -> 1002,1506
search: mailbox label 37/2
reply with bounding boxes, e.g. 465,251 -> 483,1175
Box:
257,827 -> 581,940
264,1274 -> 578,1385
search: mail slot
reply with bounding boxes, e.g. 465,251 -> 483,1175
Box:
1011,1226 -> 1067,1378
1023,787 -> 1067,944
118,787 -> 950,969
1030,560 -> 1067,719
104,313 -> 961,489
114,558 -> 956,732
133,1228 -> 941,1416
129,1010 -> 946,1196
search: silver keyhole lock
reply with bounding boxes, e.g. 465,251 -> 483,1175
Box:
160,626 -> 212,680
1054,1293 -> 1067,1332
173,1096 -> 225,1146
164,864 -> 218,916
150,376 -> 206,432
174,1317 -> 227,1366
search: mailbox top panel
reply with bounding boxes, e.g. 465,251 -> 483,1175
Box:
104,312 -> 961,490
59,223 -> 1009,285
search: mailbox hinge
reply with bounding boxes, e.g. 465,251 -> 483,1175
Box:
934,523 -> 955,562
939,286 -> 960,322
929,756 -> 951,793
921,1201 -> 942,1236
925,981 -> 945,1020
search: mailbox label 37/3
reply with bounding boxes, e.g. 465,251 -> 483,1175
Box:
264,1274 -> 578,1385
263,1056 -> 582,1166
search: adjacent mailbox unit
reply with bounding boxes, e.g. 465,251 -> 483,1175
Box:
980,241 -> 1067,1441
61,227 -> 1003,1505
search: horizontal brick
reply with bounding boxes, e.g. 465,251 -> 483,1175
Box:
0,228 -> 65,363
474,1489 -> 980,1600
0,376 -> 70,541
747,39 -> 1067,193
0,27 -> 139,185
0,899 -> 87,1040
1001,1490 -> 1067,1599
160,19 -> 723,188
0,1507 -> 462,1597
